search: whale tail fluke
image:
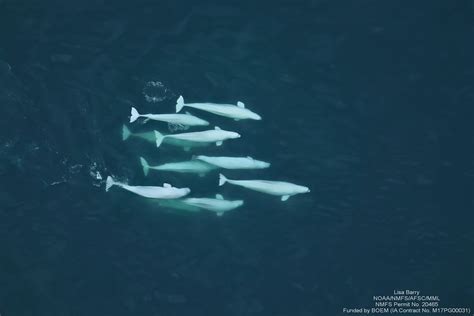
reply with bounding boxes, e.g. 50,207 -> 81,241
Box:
154,130 -> 165,147
219,173 -> 228,186
105,176 -> 115,192
122,125 -> 132,141
130,107 -> 140,123
140,157 -> 150,176
176,95 -> 185,112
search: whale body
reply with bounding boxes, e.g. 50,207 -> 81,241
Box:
163,137 -> 211,151
218,174 -> 310,201
155,126 -> 240,147
130,107 -> 209,126
195,155 -> 270,169
176,95 -> 261,120
181,194 -> 244,216
140,157 -> 217,176
157,199 -> 201,212
105,176 -> 190,199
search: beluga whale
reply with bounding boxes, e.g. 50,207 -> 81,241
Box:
194,155 -> 270,170
105,176 -> 190,199
139,157 -> 217,176
176,95 -> 261,120
130,107 -> 209,126
218,174 -> 310,201
181,194 -> 244,216
154,126 -> 240,148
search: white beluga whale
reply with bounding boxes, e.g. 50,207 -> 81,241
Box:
105,176 -> 190,199
176,95 -> 262,120
139,157 -> 217,176
218,174 -> 310,201
181,194 -> 244,216
195,155 -> 270,169
154,126 -> 240,148
130,107 -> 209,126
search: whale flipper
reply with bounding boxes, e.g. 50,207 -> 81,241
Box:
130,107 -> 140,123
154,130 -> 165,147
176,96 -> 185,112
140,157 -> 150,176
215,194 -> 224,200
106,176 -> 115,192
237,101 -> 245,108
281,195 -> 290,201
219,173 -> 228,186
216,212 -> 224,217
216,141 -> 223,146
122,125 -> 132,141
163,183 -> 171,188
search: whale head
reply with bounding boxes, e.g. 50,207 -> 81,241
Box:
181,187 -> 191,195
233,200 -> 244,207
255,160 -> 271,169
228,132 -> 241,139
250,112 -> 262,120
296,186 -> 310,194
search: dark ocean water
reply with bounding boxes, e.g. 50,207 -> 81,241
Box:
1,0 -> 474,315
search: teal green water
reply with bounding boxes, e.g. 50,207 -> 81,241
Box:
0,1 -> 473,315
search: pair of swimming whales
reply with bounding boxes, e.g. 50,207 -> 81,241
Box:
106,95 -> 310,216
105,176 -> 241,217
139,155 -> 270,177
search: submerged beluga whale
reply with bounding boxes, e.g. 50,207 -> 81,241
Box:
154,126 -> 240,148
176,95 -> 261,120
105,176 -> 190,199
218,174 -> 310,201
130,107 -> 209,126
181,194 -> 244,216
195,155 -> 270,169
139,157 -> 217,176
